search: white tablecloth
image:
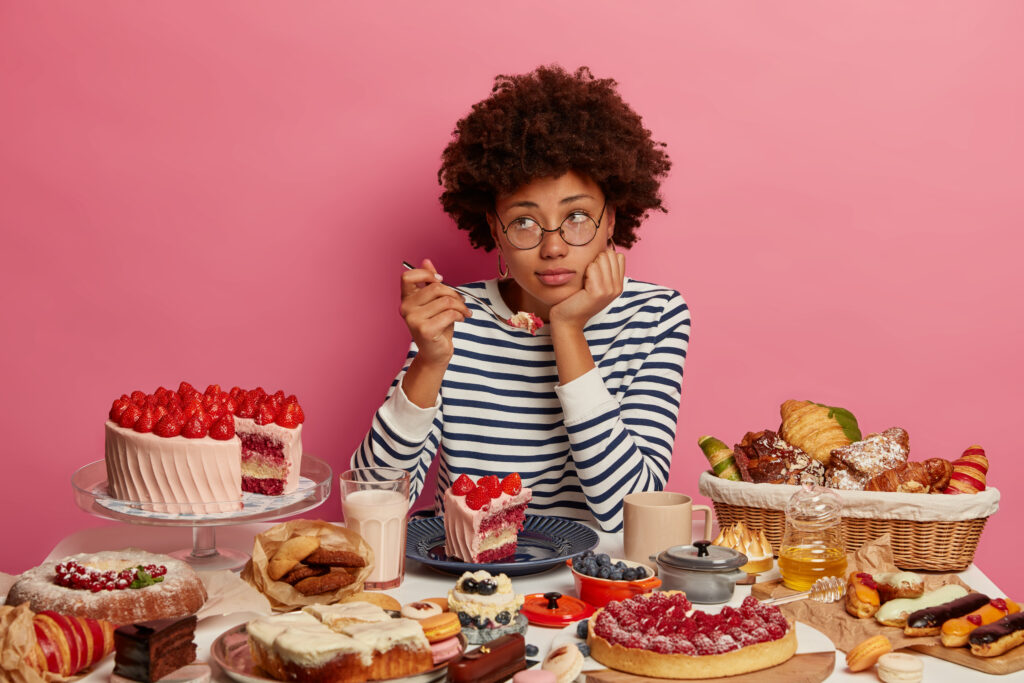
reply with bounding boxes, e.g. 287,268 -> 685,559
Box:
42,521 -> 1008,682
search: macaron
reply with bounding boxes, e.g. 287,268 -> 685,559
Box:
542,644 -> 584,683
428,634 -> 463,665
419,611 -> 462,643
876,652 -> 924,683
845,634 -> 892,672
401,600 -> 443,620
513,670 -> 557,683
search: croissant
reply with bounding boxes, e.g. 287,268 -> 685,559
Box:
944,445 -> 989,494
779,400 -> 861,466
865,459 -> 953,493
1,603 -> 116,678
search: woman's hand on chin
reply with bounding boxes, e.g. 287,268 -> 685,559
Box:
400,259 -> 472,365
549,248 -> 625,331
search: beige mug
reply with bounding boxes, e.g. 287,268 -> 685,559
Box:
623,491 -> 713,565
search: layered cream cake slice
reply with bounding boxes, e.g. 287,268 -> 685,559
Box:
443,473 -> 532,563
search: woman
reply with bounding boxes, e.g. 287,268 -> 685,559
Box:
352,65 -> 689,531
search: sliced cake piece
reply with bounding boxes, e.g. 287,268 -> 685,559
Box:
443,473 -> 532,563
112,615 -> 197,683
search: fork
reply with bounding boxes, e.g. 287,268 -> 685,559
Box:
401,261 -> 512,326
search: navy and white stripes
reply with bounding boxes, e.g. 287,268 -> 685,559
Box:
351,277 -> 690,532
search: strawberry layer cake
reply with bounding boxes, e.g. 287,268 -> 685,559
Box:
443,474 -> 532,563
104,383 -> 304,514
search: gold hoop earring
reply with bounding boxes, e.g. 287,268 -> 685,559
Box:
497,251 -> 509,279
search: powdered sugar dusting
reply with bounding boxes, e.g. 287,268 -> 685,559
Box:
6,549 -> 206,625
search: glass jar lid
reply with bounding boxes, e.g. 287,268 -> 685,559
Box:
654,541 -> 748,571
785,483 -> 843,524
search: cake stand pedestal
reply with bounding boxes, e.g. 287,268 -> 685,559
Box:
71,455 -> 333,571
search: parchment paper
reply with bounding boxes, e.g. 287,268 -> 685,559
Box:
240,519 -> 374,612
762,534 -> 971,652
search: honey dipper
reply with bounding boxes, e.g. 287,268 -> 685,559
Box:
759,575 -> 844,606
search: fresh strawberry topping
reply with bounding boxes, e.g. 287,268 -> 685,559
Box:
478,475 -> 502,499
178,381 -> 196,397
133,408 -> 158,433
451,474 -> 475,496
109,398 -> 131,421
153,415 -> 182,438
237,395 -> 258,418
130,390 -> 147,405
204,383 -> 221,397
501,473 -> 522,496
118,404 -> 142,428
182,415 -> 207,439
276,402 -> 304,428
254,402 -> 276,426
465,486 -> 490,510
209,415 -> 236,440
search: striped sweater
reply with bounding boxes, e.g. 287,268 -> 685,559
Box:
351,277 -> 690,532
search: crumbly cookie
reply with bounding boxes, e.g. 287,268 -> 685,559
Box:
305,548 -> 367,568
280,564 -> 329,585
294,567 -> 356,595
268,536 -> 321,580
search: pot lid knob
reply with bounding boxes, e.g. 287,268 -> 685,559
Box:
694,541 -> 711,557
543,591 -> 562,609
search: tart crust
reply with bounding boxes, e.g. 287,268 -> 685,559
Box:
587,606 -> 797,679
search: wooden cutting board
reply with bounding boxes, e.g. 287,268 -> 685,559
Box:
751,581 -> 1024,675
583,652 -> 835,683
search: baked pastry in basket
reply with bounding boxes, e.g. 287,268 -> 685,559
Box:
826,427 -> 910,490
733,430 -> 824,485
779,400 -> 861,466
865,458 -> 952,493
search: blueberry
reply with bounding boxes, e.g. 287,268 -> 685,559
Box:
622,568 -> 636,581
576,618 -> 589,639
472,615 -> 488,629
525,644 -> 539,657
576,642 -> 591,657
495,611 -> 511,625
635,566 -> 648,578
596,553 -> 610,567
477,579 -> 497,595
597,566 -> 612,579
609,568 -> 624,581
457,611 -> 471,626
615,561 -> 628,570
580,550 -> 594,559
460,578 -> 478,593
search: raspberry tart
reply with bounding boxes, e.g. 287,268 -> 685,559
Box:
443,473 -> 532,563
7,550 -> 207,625
588,592 -> 797,679
104,382 -> 304,514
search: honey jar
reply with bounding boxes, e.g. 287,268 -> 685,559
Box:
778,483 -> 847,591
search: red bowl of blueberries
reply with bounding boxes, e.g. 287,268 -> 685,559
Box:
568,550 -> 661,607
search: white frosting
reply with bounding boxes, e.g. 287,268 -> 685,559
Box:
447,571 -> 523,620
104,421 -> 241,513
442,487 -> 532,562
247,608 -> 429,669
303,602 -> 392,629
247,612 -> 322,649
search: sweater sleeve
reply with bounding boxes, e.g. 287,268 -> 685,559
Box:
350,342 -> 444,501
554,291 -> 690,531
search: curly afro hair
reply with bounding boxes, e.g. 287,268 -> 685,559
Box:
438,65 -> 671,251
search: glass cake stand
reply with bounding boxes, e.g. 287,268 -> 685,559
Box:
71,454 -> 332,571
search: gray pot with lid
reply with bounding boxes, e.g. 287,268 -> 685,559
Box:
650,540 -> 748,604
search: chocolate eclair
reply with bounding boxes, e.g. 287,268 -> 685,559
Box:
969,611 -> 1024,657
904,593 -> 989,636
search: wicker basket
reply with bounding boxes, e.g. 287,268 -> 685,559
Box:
698,472 -> 999,571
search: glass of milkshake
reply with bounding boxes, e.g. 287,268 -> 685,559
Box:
339,467 -> 410,589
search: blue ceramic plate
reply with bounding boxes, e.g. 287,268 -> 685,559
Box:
405,514 -> 599,576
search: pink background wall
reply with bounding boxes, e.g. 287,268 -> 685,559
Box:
2,2 -> 1021,592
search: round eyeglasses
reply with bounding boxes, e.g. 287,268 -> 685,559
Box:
495,201 -> 607,250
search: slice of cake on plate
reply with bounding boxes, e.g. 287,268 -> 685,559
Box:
443,473 -> 532,563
